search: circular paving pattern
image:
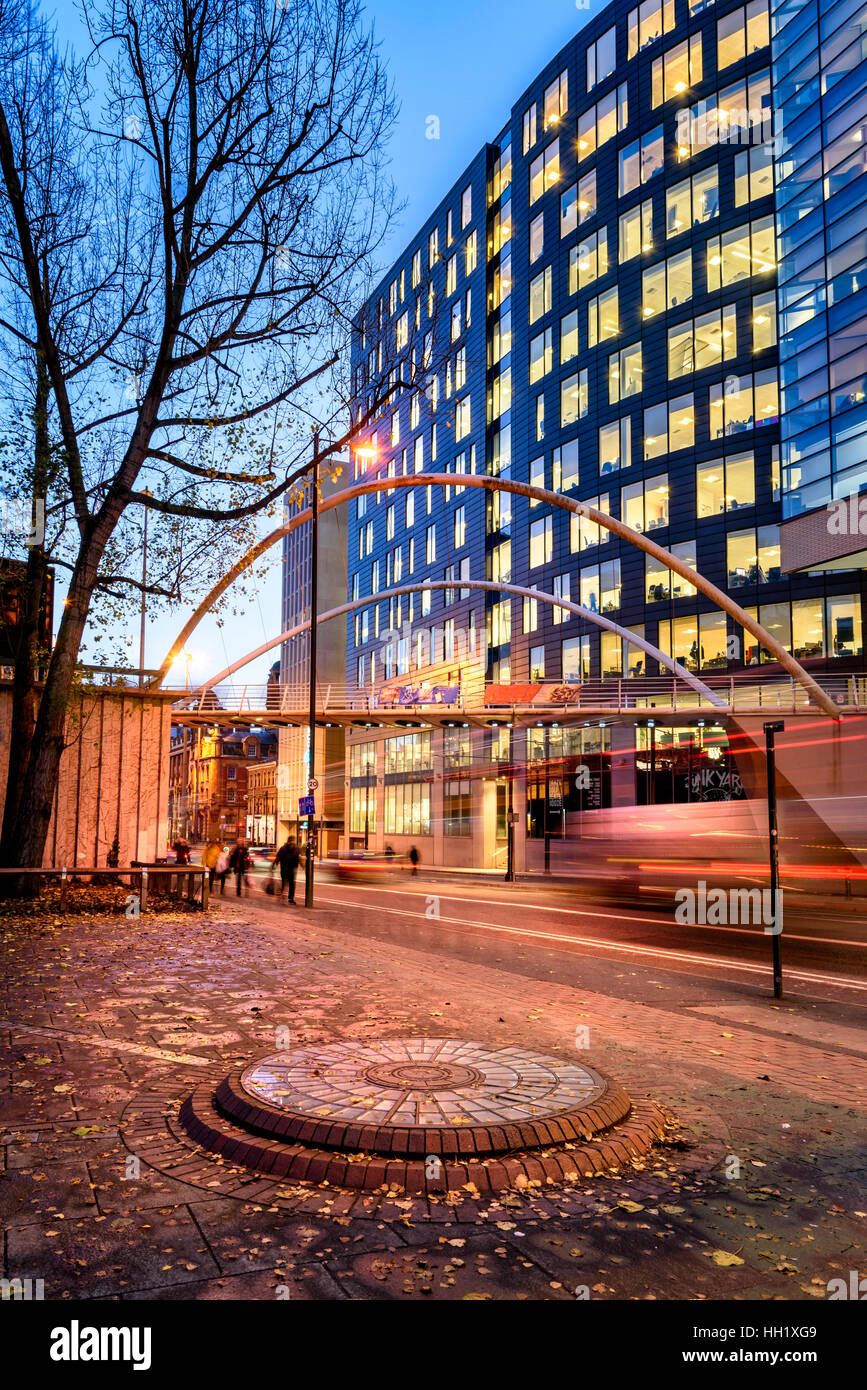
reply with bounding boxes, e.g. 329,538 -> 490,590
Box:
177,1038 -> 670,1193
240,1038 -> 606,1134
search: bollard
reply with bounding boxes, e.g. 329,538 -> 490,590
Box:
60,867 -> 68,913
140,867 -> 148,914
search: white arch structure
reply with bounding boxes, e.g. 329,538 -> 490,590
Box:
153,472 -> 840,718
188,578 -> 728,707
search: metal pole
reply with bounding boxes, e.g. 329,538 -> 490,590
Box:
764,720 -> 784,999
305,431 -> 320,908
505,726 -> 516,882
543,726 -> 551,875
139,492 -> 150,686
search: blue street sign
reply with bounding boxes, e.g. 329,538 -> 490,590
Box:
298,795 -> 315,815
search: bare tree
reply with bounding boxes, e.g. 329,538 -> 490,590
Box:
0,0 -> 404,874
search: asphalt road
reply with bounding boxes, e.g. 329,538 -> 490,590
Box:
218,863 -> 867,1009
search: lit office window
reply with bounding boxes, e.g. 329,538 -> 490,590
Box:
529,644 -> 546,680
708,369 -> 778,437
642,248 -> 693,316
461,184 -> 472,228
530,212 -> 545,264
522,102 -> 538,155
621,473 -> 669,531
667,305 -> 737,375
561,171 -> 597,237
695,453 -> 755,516
553,438 -> 580,491
726,524 -> 780,587
599,417 -> 631,474
666,168 -> 718,236
529,328 -> 554,383
530,141 -> 560,203
628,0 -> 676,58
586,26 -> 616,92
706,217 -> 775,289
570,493 -> 611,551
734,145 -> 773,206
529,515 -> 553,567
465,230 -> 478,275
717,0 -> 769,71
619,198 -> 654,260
587,286 -> 619,346
561,369 -> 589,423
562,634 -> 591,679
529,265 -> 552,323
618,125 -> 664,196
561,309 -> 579,364
552,572 -> 571,623
752,291 -> 776,352
577,85 -> 628,160
643,394 -> 694,459
543,70 -> 568,129
569,228 -> 608,291
608,343 -> 642,403
651,34 -> 702,105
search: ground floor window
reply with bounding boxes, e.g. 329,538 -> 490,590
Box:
349,785 -> 376,834
443,779 -> 472,835
384,781 -> 430,835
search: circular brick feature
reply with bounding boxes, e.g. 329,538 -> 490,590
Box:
216,1038 -> 622,1159
361,1059 -> 483,1090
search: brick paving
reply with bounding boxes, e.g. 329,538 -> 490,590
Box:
1,898 -> 865,1301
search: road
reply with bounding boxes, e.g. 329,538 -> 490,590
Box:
217,861 -> 867,1008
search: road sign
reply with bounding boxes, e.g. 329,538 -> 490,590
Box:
307,777 -> 319,792
298,796 -> 315,816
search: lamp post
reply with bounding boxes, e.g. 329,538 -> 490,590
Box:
305,430 -> 321,909
505,723 -> 516,883
764,720 -> 785,999
139,490 -> 152,685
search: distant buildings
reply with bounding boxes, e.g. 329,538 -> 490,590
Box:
168,725 -> 278,844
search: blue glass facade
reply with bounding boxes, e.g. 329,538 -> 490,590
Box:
347,0 -> 865,695
772,0 -> 867,521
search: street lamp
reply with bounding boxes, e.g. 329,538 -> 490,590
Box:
305,430 -> 322,909
764,720 -> 785,999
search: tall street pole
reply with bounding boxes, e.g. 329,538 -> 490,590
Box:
305,431 -> 320,908
764,720 -> 785,999
139,490 -> 151,686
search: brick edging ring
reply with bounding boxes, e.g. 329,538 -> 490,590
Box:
179,1080 -> 667,1194
212,1064 -> 632,1159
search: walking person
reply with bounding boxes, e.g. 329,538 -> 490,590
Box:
202,838 -> 221,891
172,836 -> 191,864
408,844 -> 420,876
275,836 -> 300,905
228,839 -> 250,897
215,846 -> 230,895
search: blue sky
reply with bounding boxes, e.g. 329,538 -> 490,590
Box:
53,0 -> 604,687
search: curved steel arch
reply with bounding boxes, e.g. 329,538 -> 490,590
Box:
154,471 -> 839,718
188,578 -> 727,707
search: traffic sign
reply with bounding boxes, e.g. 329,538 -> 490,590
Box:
307,777 -> 319,792
298,795 -> 315,816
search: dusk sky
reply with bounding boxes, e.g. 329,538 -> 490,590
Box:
56,0 -> 604,686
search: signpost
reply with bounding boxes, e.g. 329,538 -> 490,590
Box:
298,795 -> 315,817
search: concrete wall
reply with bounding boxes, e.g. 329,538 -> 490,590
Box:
0,682 -> 174,867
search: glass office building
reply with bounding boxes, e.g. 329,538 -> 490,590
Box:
771,0 -> 867,570
341,0 -> 866,864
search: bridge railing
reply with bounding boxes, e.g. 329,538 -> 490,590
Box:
166,672 -> 867,716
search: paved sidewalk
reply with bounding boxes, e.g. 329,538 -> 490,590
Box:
1,898 -> 865,1301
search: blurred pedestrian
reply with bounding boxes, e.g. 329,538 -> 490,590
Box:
172,836 -> 191,864
275,836 -> 300,905
215,846 -> 230,895
228,839 -> 250,896
408,844 -> 420,876
202,838 -> 221,890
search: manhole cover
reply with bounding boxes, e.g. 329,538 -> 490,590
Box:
240,1037 -> 605,1132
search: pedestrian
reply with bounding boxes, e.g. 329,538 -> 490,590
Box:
275,836 -> 300,905
172,836 -> 191,864
408,844 -> 420,876
228,839 -> 250,897
215,846 -> 230,895
202,838 -> 221,891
